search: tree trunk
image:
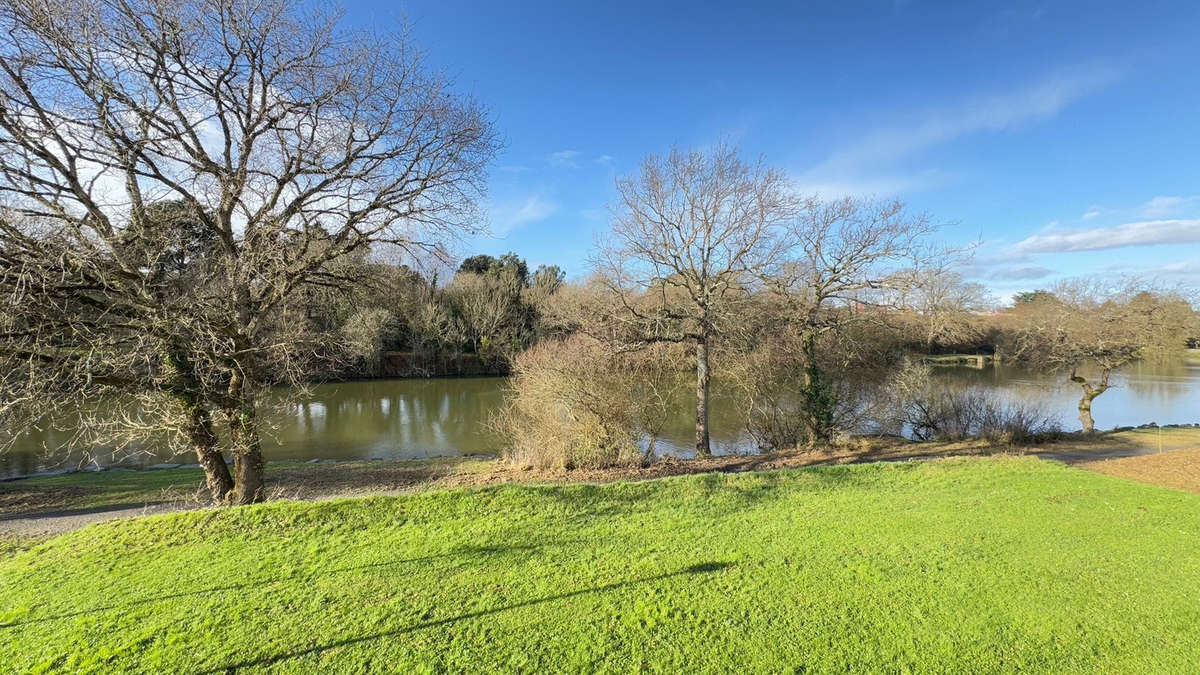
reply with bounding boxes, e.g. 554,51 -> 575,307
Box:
695,336 -> 711,458
1070,369 -> 1110,434
225,369 -> 265,505
186,403 -> 233,502
228,401 -> 265,505
800,330 -> 834,445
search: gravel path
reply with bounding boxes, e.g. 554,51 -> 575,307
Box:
0,502 -> 188,538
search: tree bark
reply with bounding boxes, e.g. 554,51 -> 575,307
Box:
186,403 -> 233,502
225,368 -> 265,505
1070,369 -> 1110,434
695,336 -> 712,457
228,401 -> 265,505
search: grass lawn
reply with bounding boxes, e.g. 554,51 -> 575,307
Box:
2,457 -> 1199,673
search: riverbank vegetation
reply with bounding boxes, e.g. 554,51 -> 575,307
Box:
3,457 -> 1200,672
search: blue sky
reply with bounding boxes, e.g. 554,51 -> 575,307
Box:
350,1 -> 1200,301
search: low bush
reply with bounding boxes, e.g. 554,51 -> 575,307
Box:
890,362 -> 1062,444
493,336 -> 686,469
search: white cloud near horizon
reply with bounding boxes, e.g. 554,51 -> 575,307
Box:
1014,219 -> 1200,253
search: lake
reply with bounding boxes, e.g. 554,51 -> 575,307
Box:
3,353 -> 1198,477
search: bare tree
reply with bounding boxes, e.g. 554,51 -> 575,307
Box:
594,145 -> 795,456
0,0 -> 497,503
905,268 -> 992,352
1005,280 -> 1196,433
767,197 -> 942,443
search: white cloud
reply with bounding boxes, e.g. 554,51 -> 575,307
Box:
594,155 -> 614,165
820,66 -> 1119,174
793,65 -> 1120,199
1139,195 -> 1199,219
547,150 -> 581,168
1081,208 -> 1102,220
990,265 -> 1055,281
791,169 -> 949,199
491,195 -> 558,235
1014,219 -> 1200,253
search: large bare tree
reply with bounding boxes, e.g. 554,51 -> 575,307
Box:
0,0 -> 497,503
594,145 -> 795,456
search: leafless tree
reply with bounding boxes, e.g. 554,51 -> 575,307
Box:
904,268 -> 992,352
767,197 -> 944,442
593,145 -> 796,456
1005,279 -> 1197,433
0,0 -> 498,503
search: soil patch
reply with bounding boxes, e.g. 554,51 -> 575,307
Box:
1079,448 -> 1200,494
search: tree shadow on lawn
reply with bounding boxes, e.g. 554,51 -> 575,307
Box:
202,561 -> 736,673
0,542 -> 545,629
544,464 -> 905,525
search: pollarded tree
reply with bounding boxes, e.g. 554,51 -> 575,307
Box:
594,145 -> 796,456
0,0 -> 498,503
1005,280 -> 1197,433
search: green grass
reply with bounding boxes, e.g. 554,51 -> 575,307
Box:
1,456 -> 495,515
1,466 -> 211,511
2,457 -> 1198,673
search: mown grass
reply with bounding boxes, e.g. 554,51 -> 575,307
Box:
2,457 -> 1199,673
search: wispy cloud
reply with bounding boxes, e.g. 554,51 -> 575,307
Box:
1080,195 -> 1199,222
794,65 -> 1121,198
990,265 -> 1055,281
547,150 -> 582,168
491,195 -> 559,235
1162,259 -> 1200,277
792,170 -> 950,199
594,154 -> 614,166
1140,195 -> 1200,218
1014,219 -> 1200,253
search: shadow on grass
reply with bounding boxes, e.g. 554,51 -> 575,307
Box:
202,561 -> 736,673
0,501 -> 174,523
0,543 -> 543,629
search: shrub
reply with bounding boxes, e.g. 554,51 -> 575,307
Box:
493,336 -> 686,469
723,330 -> 893,451
889,362 -> 1062,444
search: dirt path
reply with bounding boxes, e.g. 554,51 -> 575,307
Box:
1077,448 -> 1200,494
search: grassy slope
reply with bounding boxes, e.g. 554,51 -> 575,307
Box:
1,457 -> 1199,673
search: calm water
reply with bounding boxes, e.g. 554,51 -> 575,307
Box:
4,354 -> 1199,477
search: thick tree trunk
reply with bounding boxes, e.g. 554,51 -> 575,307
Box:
695,337 -> 711,457
225,369 -> 265,505
186,403 -> 233,502
1070,369 -> 1110,434
228,402 -> 265,505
